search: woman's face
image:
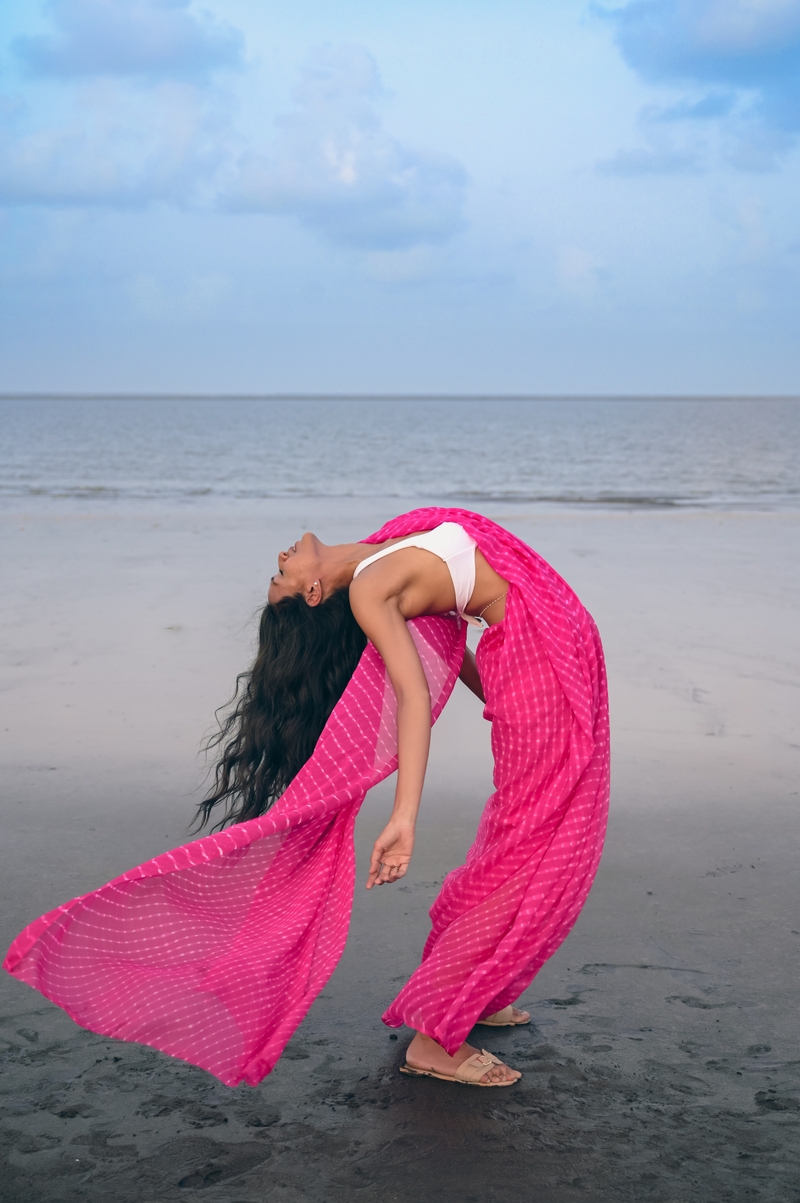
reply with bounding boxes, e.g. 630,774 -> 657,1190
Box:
267,532 -> 321,605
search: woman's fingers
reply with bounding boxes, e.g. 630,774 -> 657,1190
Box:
366,842 -> 411,889
379,859 -> 409,884
366,822 -> 415,889
367,843 -> 401,888
366,843 -> 386,890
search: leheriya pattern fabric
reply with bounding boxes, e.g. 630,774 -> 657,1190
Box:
4,508 -> 609,1086
369,510 -> 610,1050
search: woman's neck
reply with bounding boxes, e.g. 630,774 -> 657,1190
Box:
326,541 -> 377,590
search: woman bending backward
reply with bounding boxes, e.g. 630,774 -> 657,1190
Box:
5,509 -> 610,1090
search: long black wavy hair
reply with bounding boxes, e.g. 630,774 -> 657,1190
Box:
194,587 -> 367,832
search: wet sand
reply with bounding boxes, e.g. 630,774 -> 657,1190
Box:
1,504 -> 799,1202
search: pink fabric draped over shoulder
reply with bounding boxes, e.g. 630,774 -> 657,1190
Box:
4,508 -> 609,1086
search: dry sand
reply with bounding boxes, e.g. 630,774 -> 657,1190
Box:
1,503 -> 799,1203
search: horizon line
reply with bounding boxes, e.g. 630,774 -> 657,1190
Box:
1,392 -> 798,402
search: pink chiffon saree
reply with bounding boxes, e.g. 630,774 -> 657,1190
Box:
4,508 -> 609,1087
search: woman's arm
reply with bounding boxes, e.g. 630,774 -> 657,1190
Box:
459,646 -> 485,703
348,580 -> 431,889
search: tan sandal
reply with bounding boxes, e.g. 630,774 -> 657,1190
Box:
400,1048 -> 520,1087
476,1005 -> 530,1028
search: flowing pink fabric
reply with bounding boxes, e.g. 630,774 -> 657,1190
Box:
381,521 -> 609,1048
4,508 -> 609,1086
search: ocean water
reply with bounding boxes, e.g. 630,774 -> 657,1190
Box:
0,396 -> 797,512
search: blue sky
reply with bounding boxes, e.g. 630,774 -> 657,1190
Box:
1,0 -> 799,393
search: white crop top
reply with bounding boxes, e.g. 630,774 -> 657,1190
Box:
352,522 -> 479,623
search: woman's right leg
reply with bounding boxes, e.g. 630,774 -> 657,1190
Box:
383,589 -> 609,1057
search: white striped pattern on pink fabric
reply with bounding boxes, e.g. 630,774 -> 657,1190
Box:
364,510 -> 609,1053
4,508 -> 609,1085
4,617 -> 465,1086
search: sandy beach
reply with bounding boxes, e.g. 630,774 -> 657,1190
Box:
1,503 -> 798,1203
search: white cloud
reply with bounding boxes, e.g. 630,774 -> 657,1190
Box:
14,0 -> 243,79
0,37 -> 466,252
222,45 -> 468,251
0,79 -> 230,206
599,0 -> 800,172
598,128 -> 706,173
693,0 -> 800,56
601,0 -> 800,81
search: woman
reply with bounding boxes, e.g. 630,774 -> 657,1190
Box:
4,508 -> 609,1091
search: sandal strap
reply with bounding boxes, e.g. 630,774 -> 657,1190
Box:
483,1006 -> 514,1024
454,1049 -> 505,1084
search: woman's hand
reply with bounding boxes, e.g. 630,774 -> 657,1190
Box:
366,819 -> 415,889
